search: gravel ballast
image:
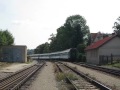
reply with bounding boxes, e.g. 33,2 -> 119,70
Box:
28,62 -> 58,90
65,62 -> 120,90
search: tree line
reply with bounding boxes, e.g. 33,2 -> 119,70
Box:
34,15 -> 90,61
34,15 -> 120,62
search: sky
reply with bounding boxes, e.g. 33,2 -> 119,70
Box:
0,0 -> 120,49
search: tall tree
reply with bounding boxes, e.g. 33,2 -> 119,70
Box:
0,30 -> 14,46
113,17 -> 120,36
49,33 -> 58,52
49,15 -> 90,52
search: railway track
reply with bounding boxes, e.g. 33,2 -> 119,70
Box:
56,62 -> 111,90
74,62 -> 120,77
0,61 -> 45,90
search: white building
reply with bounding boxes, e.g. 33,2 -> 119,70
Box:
85,35 -> 120,65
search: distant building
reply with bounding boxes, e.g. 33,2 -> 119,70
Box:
90,32 -> 112,44
1,45 -> 27,63
27,49 -> 34,55
85,34 -> 120,65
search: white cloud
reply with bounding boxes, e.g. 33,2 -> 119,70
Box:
11,19 -> 35,25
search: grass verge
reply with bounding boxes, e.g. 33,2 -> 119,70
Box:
105,63 -> 120,68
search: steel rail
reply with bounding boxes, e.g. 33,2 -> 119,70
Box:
0,64 -> 35,82
11,64 -> 44,90
75,63 -> 120,77
0,67 -> 36,90
0,66 -> 36,87
58,62 -> 112,90
55,63 -> 78,90
0,62 -> 45,90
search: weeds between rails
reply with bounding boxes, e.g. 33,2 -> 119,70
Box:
56,62 -> 111,90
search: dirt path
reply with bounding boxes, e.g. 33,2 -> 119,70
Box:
0,60 -> 37,72
28,62 -> 58,90
65,62 -> 120,90
0,60 -> 37,79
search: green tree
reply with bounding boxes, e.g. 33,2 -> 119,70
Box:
49,15 -> 90,52
76,44 -> 86,62
86,34 -> 91,45
43,42 -> 50,53
49,33 -> 58,52
77,44 -> 86,53
113,17 -> 120,36
34,42 -> 50,54
0,30 -> 14,46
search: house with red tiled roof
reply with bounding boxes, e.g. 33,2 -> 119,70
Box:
90,32 -> 112,44
85,34 -> 120,65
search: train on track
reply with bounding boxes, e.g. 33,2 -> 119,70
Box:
29,48 -> 77,62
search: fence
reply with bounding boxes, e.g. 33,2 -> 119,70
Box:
99,54 -> 120,65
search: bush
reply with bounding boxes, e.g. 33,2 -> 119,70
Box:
82,55 -> 86,62
56,72 -> 66,81
76,53 -> 86,62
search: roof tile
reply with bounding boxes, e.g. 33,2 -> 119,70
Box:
85,35 -> 116,50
